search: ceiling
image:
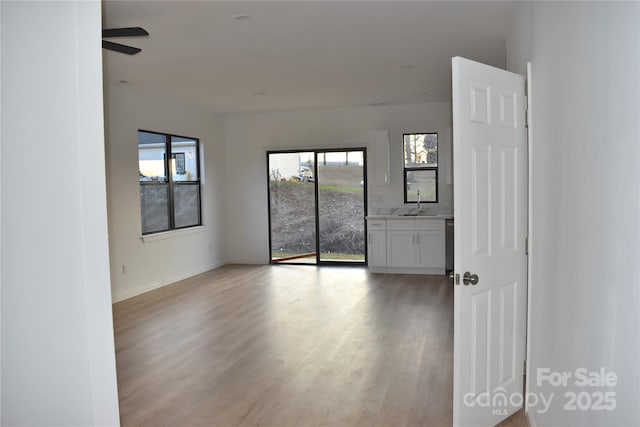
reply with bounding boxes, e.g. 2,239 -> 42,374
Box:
102,1 -> 514,114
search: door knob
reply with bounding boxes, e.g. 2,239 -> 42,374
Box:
463,271 -> 479,286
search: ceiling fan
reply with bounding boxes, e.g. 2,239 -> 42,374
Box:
102,27 -> 149,55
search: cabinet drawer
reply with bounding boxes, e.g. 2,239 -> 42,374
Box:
367,220 -> 386,230
387,219 -> 416,231
416,219 -> 445,231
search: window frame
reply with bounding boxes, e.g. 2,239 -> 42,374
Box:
402,132 -> 439,204
138,129 -> 202,235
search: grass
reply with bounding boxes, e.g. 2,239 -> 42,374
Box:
319,184 -> 363,194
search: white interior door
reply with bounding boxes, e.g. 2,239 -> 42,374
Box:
452,57 -> 528,426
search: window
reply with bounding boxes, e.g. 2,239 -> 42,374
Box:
403,133 -> 438,203
138,130 -> 201,234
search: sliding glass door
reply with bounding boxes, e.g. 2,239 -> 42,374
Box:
268,149 -> 366,265
317,151 -> 366,262
268,152 -> 317,264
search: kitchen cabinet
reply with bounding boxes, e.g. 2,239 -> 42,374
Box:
367,217 -> 447,274
369,130 -> 390,186
367,219 -> 387,267
386,230 -> 416,267
416,231 -> 445,268
387,219 -> 445,269
416,219 -> 446,269
368,230 -> 387,267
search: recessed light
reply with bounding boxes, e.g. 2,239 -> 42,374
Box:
252,91 -> 266,96
233,14 -> 251,21
399,64 -> 415,70
118,80 -> 129,84
370,102 -> 388,106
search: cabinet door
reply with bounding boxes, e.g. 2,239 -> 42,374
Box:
387,230 -> 416,267
367,230 -> 387,267
369,130 -> 390,186
416,230 -> 445,268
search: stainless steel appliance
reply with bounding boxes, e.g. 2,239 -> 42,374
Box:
446,218 -> 454,272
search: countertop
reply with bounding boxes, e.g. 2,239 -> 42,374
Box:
366,214 -> 453,220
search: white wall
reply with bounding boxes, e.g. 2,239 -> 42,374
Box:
1,1 -> 120,425
105,84 -> 228,302
506,2 -> 532,78
1,1 -> 4,421
224,102 -> 452,264
508,2 -> 640,425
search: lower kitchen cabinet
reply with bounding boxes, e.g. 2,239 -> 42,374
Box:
386,230 -> 417,268
368,229 -> 387,267
416,230 -> 445,268
367,219 -> 387,267
367,217 -> 447,275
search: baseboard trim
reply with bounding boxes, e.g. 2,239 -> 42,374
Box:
112,260 -> 227,303
369,266 -> 446,275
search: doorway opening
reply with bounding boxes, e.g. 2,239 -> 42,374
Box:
267,149 -> 367,265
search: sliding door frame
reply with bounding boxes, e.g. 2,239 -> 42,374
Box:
267,148 -> 368,266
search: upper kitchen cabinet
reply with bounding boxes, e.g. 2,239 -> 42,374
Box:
369,129 -> 390,186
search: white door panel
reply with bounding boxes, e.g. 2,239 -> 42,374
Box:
452,57 -> 527,426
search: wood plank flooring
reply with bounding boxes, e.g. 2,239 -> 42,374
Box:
113,264 -> 519,426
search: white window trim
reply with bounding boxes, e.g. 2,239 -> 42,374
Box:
141,225 -> 206,243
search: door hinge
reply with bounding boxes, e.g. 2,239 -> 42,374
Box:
525,236 -> 529,255
523,359 -> 527,373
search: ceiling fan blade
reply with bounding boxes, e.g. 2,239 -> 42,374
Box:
102,27 -> 149,38
102,40 -> 141,55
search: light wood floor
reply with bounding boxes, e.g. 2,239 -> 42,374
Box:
113,264 -> 526,427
